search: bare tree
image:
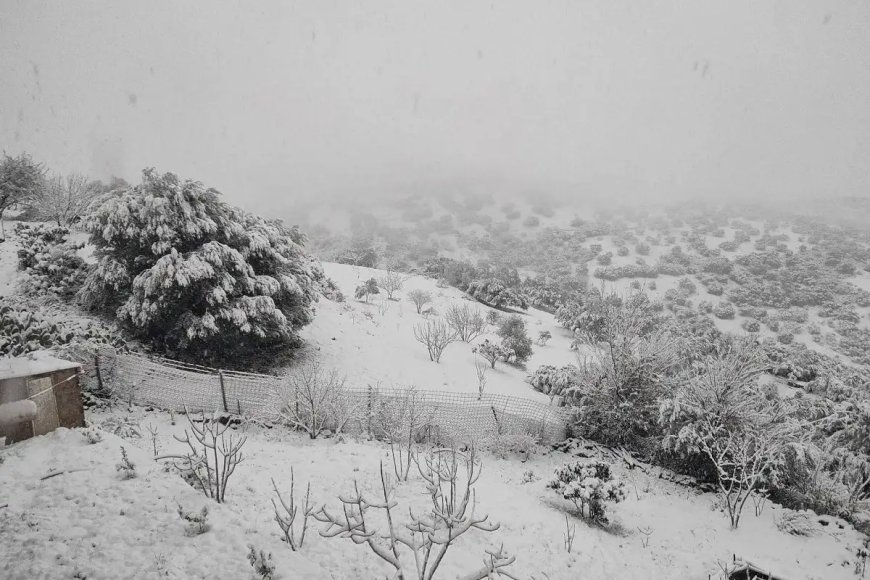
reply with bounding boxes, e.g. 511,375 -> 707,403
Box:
375,387 -> 434,481
314,449 -> 515,580
474,357 -> 489,400
277,363 -> 361,439
32,172 -> 104,226
413,318 -> 459,363
157,410 -> 246,503
378,269 -> 408,300
271,468 -> 314,551
444,304 -> 486,342
407,289 -> 433,314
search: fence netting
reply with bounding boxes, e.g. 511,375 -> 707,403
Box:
96,349 -> 571,444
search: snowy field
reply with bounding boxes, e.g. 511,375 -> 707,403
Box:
295,262 -> 577,402
1,406 -> 865,580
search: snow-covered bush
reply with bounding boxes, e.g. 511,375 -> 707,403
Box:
0,298 -> 125,357
116,446 -> 137,479
15,223 -> 90,300
466,278 -> 528,311
472,339 -> 510,369
713,302 -> 736,319
79,169 -> 323,365
483,432 -> 538,460
537,330 -> 552,346
547,460 -> 626,523
82,427 -> 103,444
741,319 -> 761,333
355,278 -> 380,303
177,505 -> 210,536
527,364 -> 579,397
497,315 -> 533,365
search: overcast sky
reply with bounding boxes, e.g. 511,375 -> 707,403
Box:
1,0 -> 869,211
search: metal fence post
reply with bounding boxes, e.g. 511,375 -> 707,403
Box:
94,353 -> 104,393
218,371 -> 229,413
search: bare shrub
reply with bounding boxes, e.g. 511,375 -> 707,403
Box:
277,363 -> 361,439
314,449 -> 515,580
474,357 -> 488,400
563,515 -> 576,553
413,318 -> 459,363
444,304 -> 486,342
375,387 -> 434,481
157,410 -> 247,503
271,469 -> 314,551
407,289 -> 433,314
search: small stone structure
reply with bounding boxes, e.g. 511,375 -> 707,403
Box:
0,352 -> 84,444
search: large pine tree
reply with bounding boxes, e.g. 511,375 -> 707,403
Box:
79,169 -> 323,364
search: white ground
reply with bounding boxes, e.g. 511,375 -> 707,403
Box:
296,262 -> 577,402
1,407 -> 864,580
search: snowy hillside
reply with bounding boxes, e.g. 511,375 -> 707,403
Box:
1,409 -> 865,580
296,262 -> 576,401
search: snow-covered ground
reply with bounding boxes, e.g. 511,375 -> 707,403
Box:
1,406 -> 864,580
296,262 -> 577,402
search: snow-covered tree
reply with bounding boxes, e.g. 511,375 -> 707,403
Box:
79,169 -> 323,364
0,152 -> 45,237
30,172 -> 105,226
472,339 -> 510,369
354,278 -> 380,303
497,315 -> 533,365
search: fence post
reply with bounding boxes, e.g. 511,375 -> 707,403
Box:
218,371 -> 229,413
94,353 -> 104,393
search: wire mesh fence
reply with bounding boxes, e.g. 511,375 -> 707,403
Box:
95,349 -> 571,444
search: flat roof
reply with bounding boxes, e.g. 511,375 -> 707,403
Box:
0,352 -> 82,381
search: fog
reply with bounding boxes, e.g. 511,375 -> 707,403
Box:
1,0 -> 869,214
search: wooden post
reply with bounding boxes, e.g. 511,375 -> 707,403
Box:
94,354 -> 104,393
218,371 -> 229,413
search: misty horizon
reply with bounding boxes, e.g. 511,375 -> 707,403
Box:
2,0 -> 869,215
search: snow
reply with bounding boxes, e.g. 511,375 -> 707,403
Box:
0,406 -> 864,580
295,262 -> 576,401
0,221 -> 22,297
0,351 -> 81,381
0,399 -> 37,425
